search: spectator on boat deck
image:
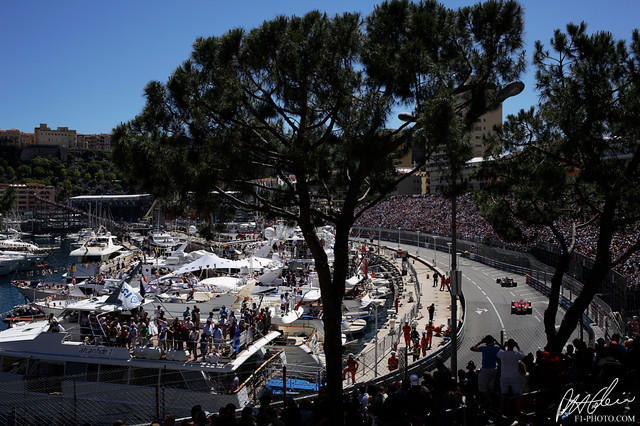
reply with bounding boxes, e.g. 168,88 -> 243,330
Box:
158,322 -> 168,353
139,321 -> 151,346
91,320 -> 103,345
118,325 -> 130,348
202,319 -> 214,340
220,305 -> 229,319
263,309 -> 272,333
219,315 -> 228,339
191,305 -> 201,327
212,324 -> 223,344
184,317 -> 194,331
198,333 -> 209,360
49,319 -> 64,333
154,305 -> 163,319
108,323 -> 119,346
228,320 -> 237,341
129,321 -> 138,347
209,348 -> 220,366
231,375 -> 240,392
183,307 -> 191,322
179,322 -> 190,351
188,327 -> 199,359
166,324 -> 175,350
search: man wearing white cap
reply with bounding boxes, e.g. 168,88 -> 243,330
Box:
406,374 -> 432,426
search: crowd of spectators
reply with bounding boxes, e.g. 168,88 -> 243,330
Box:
134,333 -> 639,425
78,301 -> 272,362
354,194 -> 640,285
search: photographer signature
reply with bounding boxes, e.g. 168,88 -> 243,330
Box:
556,378 -> 635,421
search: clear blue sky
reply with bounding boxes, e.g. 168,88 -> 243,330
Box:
1,0 -> 638,134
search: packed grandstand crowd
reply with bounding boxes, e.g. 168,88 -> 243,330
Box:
354,194 -> 640,285
147,333 -> 638,425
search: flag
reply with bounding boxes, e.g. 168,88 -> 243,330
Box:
139,280 -> 146,297
231,332 -> 241,352
118,283 -> 143,310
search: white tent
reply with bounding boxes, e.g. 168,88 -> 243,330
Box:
169,253 -> 236,276
159,252 -> 279,279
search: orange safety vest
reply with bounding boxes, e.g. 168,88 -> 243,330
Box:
402,324 -> 411,335
345,358 -> 358,371
388,356 -> 399,370
421,336 -> 428,347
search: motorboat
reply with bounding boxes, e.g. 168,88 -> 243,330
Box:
11,275 -> 124,303
67,228 -> 96,248
11,280 -> 73,302
147,231 -> 181,254
0,238 -> 50,271
154,252 -> 284,286
1,303 -> 47,325
0,253 -> 22,275
151,278 -> 259,324
66,232 -> 134,280
69,232 -> 126,262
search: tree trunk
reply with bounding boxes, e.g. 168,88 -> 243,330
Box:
301,220 -> 349,425
550,257 -> 612,353
547,201 -> 617,354
544,250 -> 571,354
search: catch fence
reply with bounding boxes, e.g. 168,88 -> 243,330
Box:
0,348 -> 287,426
353,226 -> 623,340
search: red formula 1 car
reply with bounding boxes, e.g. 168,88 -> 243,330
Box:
497,277 -> 517,287
511,300 -> 532,315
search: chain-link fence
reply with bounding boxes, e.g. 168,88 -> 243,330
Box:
353,226 -> 624,340
0,348 -> 289,426
351,246 -> 426,383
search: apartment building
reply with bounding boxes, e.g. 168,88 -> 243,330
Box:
392,105 -> 502,195
0,129 -> 22,146
0,183 -> 55,213
77,133 -> 111,151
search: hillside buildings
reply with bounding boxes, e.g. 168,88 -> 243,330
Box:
0,183 -> 55,213
0,124 -> 111,152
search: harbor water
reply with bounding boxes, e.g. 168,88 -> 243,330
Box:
0,237 -> 72,329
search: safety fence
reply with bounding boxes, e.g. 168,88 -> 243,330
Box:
0,348 -> 289,426
353,227 -> 623,341
350,245 -> 429,383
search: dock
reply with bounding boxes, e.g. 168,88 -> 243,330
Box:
351,244 -> 462,384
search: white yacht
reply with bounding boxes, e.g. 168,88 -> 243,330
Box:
0,253 -> 22,275
147,231 -> 181,254
0,294 -> 283,424
0,238 -> 50,271
69,232 -> 126,262
67,232 -> 133,280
